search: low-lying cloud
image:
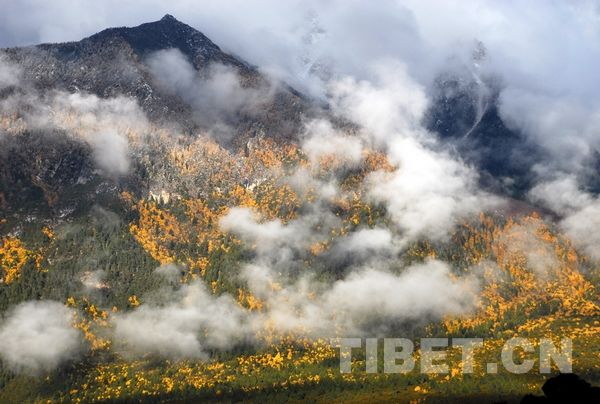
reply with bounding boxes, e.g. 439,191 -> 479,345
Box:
0,72 -> 149,175
110,259 -> 478,359
147,48 -> 275,139
529,176 -> 600,260
113,282 -> 248,359
0,301 -> 84,374
0,55 -> 20,90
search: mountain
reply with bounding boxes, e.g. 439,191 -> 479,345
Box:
1,14 -> 315,145
0,15 -> 322,216
0,16 -> 541,208
423,49 -> 543,195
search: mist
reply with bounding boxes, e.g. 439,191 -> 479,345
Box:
0,57 -> 149,176
0,301 -> 84,375
147,48 -> 275,139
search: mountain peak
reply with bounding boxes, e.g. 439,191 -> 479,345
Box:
0,13 -> 311,147
160,14 -> 178,22
81,14 -> 229,65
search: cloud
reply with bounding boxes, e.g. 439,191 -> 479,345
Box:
154,263 -> 185,284
317,261 -> 478,333
326,62 -> 500,243
560,204 -> 600,261
220,207 -> 300,256
328,61 -> 428,144
301,119 -> 364,167
112,282 -> 249,359
0,55 -> 20,89
342,228 -> 394,254
498,89 -> 600,174
80,270 -> 109,291
528,176 -> 592,214
240,259 -> 478,337
496,218 -> 560,278
367,137 -> 496,243
0,301 -> 84,374
529,176 -> 600,260
91,205 -> 122,230
221,204 -> 327,272
216,187 -> 482,337
147,48 -> 275,139
46,92 -> 148,175
110,258 -> 478,359
0,86 -> 148,175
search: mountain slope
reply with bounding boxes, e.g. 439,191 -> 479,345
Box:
0,15 -> 320,216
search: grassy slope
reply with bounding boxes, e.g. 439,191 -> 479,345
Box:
0,316 -> 597,403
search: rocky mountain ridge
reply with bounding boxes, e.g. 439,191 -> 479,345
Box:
1,14 -> 314,144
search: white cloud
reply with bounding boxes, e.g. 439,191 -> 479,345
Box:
0,301 -> 83,374
0,88 -> 148,175
112,282 -> 249,359
326,63 -> 499,243
529,176 -> 600,260
147,48 -> 275,139
0,55 -> 20,89
237,259 -> 479,337
112,258 -> 479,358
302,119 -> 363,167
342,228 -> 394,254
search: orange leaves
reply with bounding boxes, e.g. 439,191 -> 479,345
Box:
128,295 -> 141,308
362,150 -> 395,173
243,138 -> 301,173
237,349 -> 286,373
41,226 -> 55,240
238,288 -> 264,311
129,197 -> 231,278
184,198 -> 228,267
69,296 -> 111,351
309,241 -> 329,256
252,181 -> 300,222
190,257 -> 209,277
0,236 -> 30,284
169,136 -> 235,177
229,185 -> 257,209
129,200 -> 186,264
120,191 -> 136,207
444,213 -> 600,334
